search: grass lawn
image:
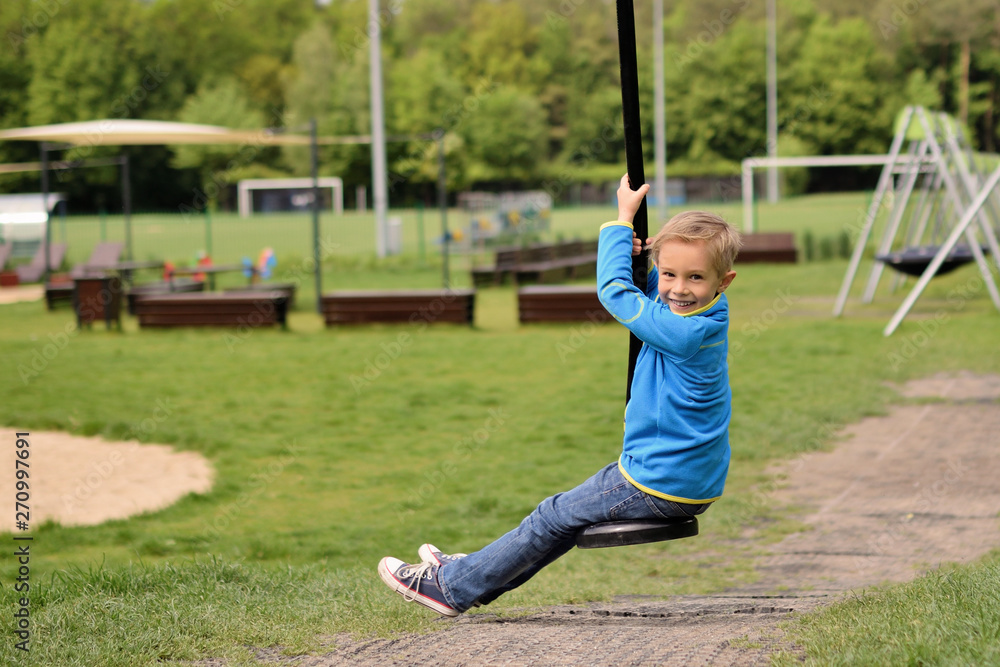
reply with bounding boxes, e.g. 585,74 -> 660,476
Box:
1,192 -> 998,665
773,555 -> 1000,666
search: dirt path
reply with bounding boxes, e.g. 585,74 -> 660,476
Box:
265,372 -> 1000,666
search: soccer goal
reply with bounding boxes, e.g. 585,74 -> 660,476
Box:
237,177 -> 344,218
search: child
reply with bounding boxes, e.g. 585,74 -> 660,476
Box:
378,174 -> 741,617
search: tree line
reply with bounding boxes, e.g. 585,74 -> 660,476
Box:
1,0 -> 997,211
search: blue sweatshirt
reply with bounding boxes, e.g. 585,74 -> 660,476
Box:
597,221 -> 731,504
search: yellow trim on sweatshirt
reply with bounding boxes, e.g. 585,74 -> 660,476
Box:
600,282 -> 644,324
677,292 -> 721,318
618,460 -> 721,505
600,221 -> 634,231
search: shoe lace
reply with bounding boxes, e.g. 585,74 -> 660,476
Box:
399,561 -> 435,603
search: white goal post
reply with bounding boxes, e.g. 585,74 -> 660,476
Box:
740,154 -> 929,232
237,177 -> 344,218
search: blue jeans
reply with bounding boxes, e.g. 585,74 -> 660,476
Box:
437,461 -> 710,612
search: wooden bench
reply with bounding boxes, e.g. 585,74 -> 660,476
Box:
471,240 -> 599,286
321,289 -> 475,326
518,285 -> 612,324
736,232 -> 798,264
126,279 -> 205,315
514,240 -> 598,284
134,291 -> 289,329
471,247 -> 524,287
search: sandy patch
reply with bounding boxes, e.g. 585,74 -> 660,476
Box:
1,429 -> 213,530
0,285 -> 44,305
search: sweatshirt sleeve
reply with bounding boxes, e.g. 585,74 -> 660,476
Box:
597,221 -> 712,360
645,263 -> 660,300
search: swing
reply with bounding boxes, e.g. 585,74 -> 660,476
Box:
875,171 -> 984,278
577,516 -> 699,549
839,106 -> 1000,331
575,0 -> 701,550
876,244 -> 979,278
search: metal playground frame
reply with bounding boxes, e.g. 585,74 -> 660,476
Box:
741,106 -> 1000,335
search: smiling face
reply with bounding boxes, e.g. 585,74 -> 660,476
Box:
655,239 -> 736,315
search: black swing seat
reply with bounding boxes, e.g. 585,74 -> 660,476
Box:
576,515 -> 699,549
876,244 -> 986,278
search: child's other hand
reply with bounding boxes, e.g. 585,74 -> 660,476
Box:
631,233 -> 653,256
617,174 -> 650,223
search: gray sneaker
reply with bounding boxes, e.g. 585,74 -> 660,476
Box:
417,544 -> 481,608
418,543 -> 467,566
377,557 -> 461,617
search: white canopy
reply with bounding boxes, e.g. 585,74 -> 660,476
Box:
0,193 -> 66,224
0,119 -> 358,147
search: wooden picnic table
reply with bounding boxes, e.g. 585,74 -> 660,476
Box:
74,276 -> 123,330
46,260 -> 166,309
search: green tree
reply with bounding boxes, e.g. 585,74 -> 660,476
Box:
875,0 -> 997,143
25,0 -> 144,125
390,0 -> 473,58
172,77 -> 269,207
460,87 -> 548,183
5,0 -> 1000,204
662,18 -> 769,174
238,55 -> 293,115
784,16 -> 898,156
0,0 -> 38,184
283,22 -> 371,184
282,22 -> 337,178
458,1 -> 549,94
147,0 -> 313,92
539,4 -> 621,173
385,47 -> 466,188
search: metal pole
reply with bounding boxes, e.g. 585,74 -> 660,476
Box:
59,200 -> 66,243
41,144 -> 51,280
766,0 -> 779,203
121,153 -> 133,261
861,141 -> 927,302
833,106 -> 916,316
741,159 -> 754,232
369,0 -> 389,258
204,208 -> 213,261
943,116 -> 1000,275
653,0 -> 668,223
616,0 -> 649,406
311,118 -> 323,313
416,201 -> 426,265
437,130 -> 449,287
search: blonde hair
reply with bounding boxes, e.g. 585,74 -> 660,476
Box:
648,210 -> 742,277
